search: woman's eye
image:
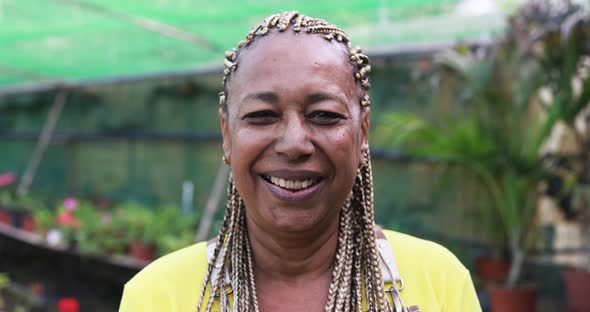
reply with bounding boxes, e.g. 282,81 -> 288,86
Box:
308,111 -> 345,125
242,110 -> 280,124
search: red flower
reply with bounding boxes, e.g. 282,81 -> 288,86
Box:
57,211 -> 80,230
57,297 -> 79,312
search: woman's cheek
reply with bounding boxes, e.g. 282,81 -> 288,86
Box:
232,126 -> 273,159
318,126 -> 359,157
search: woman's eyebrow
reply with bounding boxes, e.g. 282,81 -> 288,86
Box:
241,92 -> 279,104
305,92 -> 348,108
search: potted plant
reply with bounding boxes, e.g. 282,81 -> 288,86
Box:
157,231 -> 194,257
115,201 -> 159,262
0,192 -> 44,232
94,219 -> 128,257
514,2 -> 590,310
377,110 -> 544,312
0,191 -> 26,229
32,207 -> 56,237
71,200 -> 103,255
155,204 -> 199,256
55,197 -> 81,249
9,195 -> 44,233
375,2 -> 590,311
86,209 -> 128,257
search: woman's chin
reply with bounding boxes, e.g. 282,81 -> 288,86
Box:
257,207 -> 336,235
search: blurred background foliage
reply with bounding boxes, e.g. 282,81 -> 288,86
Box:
376,0 -> 590,295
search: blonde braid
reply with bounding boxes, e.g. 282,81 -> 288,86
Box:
352,219 -> 364,312
230,195 -> 243,310
195,176 -> 235,311
206,181 -> 240,312
334,202 -> 354,312
361,150 -> 389,311
197,11 -> 394,312
325,200 -> 350,311
245,235 -> 260,311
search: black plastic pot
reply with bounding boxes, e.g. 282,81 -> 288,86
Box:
9,209 -> 27,229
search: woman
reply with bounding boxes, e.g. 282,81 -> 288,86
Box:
120,12 -> 481,312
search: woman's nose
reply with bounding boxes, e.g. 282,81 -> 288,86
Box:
274,115 -> 314,161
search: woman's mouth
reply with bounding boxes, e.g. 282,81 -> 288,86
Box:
261,174 -> 324,201
263,176 -> 321,191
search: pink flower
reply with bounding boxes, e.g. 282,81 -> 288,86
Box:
101,213 -> 112,224
63,198 -> 77,212
0,172 -> 15,187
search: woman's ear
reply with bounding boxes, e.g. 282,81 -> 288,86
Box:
219,107 -> 231,162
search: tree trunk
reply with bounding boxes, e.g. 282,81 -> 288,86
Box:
505,233 -> 525,288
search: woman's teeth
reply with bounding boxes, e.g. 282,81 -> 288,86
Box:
268,176 -> 316,190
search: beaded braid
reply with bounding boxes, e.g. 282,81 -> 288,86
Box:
199,11 -> 392,312
358,151 -> 391,312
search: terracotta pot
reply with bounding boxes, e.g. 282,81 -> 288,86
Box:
489,284 -> 537,312
0,208 -> 11,225
129,241 -> 156,262
475,256 -> 511,284
563,268 -> 590,312
21,215 -> 36,233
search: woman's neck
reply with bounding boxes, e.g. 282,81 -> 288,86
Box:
246,216 -> 339,283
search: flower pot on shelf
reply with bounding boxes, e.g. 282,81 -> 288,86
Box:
9,209 -> 27,229
9,209 -> 36,232
129,241 -> 156,262
489,284 -> 537,312
0,208 -> 10,225
21,215 -> 36,233
563,268 -> 590,312
476,256 -> 511,284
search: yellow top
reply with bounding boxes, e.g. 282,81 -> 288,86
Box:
119,230 -> 482,311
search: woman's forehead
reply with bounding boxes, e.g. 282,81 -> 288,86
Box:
240,32 -> 348,71
229,32 -> 355,97
218,12 -> 372,109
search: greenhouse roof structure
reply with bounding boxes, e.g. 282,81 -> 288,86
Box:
0,0 -> 509,95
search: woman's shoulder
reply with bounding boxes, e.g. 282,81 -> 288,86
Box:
120,242 -> 209,311
381,229 -> 481,311
381,229 -> 470,276
127,241 -> 208,286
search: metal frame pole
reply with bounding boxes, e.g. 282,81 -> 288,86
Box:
195,161 -> 230,241
16,90 -> 68,196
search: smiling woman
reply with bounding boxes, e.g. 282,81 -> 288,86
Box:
119,12 -> 481,312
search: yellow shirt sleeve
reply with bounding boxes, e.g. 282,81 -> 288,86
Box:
119,242 -> 208,312
120,276 -> 174,311
448,270 -> 481,312
383,230 -> 482,312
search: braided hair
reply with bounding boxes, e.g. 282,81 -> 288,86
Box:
197,11 -> 391,312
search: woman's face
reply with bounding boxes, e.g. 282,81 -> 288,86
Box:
221,32 -> 369,234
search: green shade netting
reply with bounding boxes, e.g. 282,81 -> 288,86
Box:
0,0 -> 505,90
